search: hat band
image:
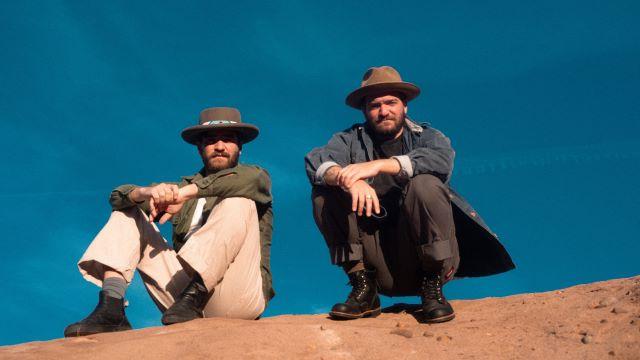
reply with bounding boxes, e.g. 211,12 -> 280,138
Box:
202,120 -> 238,125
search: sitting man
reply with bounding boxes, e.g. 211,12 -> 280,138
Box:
65,107 -> 274,337
305,66 -> 514,322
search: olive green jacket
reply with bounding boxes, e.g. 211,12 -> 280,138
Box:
108,164 -> 275,304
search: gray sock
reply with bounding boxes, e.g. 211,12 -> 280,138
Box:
102,277 -> 127,299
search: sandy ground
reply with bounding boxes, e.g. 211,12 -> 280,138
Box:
2,276 -> 639,359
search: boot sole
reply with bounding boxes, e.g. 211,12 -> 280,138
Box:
64,325 -> 132,337
161,314 -> 203,325
329,306 -> 382,320
422,312 -> 455,324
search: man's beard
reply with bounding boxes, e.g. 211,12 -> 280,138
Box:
202,150 -> 239,173
368,112 -> 405,140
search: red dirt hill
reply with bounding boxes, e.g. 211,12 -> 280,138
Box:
2,276 -> 639,359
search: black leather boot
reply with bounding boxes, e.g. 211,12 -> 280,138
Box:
329,270 -> 381,320
161,278 -> 209,325
420,273 -> 455,323
64,291 -> 132,337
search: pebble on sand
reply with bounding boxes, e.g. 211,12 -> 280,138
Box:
390,328 -> 413,338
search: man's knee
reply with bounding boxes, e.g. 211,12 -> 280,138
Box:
405,174 -> 449,205
209,197 -> 256,225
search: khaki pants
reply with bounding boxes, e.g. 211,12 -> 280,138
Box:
78,197 -> 265,320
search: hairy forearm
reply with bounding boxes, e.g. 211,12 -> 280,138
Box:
178,183 -> 198,201
375,158 -> 401,175
323,165 -> 342,186
324,159 -> 401,188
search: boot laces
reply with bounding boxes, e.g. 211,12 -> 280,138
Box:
422,275 -> 444,303
348,272 -> 369,301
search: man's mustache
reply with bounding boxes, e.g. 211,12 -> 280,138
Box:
210,152 -> 230,158
377,116 -> 398,122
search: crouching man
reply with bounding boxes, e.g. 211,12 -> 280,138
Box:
305,66 -> 514,323
65,107 -> 274,337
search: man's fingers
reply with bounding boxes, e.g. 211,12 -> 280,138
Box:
351,191 -> 358,212
151,189 -> 160,205
170,185 -> 179,202
164,188 -> 173,204
357,191 -> 365,216
372,192 -> 381,214
149,198 -> 157,221
159,212 -> 173,225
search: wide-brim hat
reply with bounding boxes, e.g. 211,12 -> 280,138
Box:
345,66 -> 421,109
181,107 -> 259,145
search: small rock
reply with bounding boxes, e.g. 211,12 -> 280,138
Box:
630,319 -> 636,325
390,328 -> 413,338
596,297 -> 618,308
600,319 -> 608,323
579,330 -> 592,336
611,307 -> 629,314
436,335 -> 452,342
608,350 -> 615,356
320,325 -> 326,331
581,335 -> 593,344
423,331 -> 434,337
395,321 -> 402,327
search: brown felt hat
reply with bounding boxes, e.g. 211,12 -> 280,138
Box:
345,66 -> 421,109
181,107 -> 259,145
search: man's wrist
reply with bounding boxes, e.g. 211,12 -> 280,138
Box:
323,165 -> 342,186
128,187 -> 146,204
179,183 -> 198,201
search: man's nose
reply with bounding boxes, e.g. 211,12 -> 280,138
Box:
379,105 -> 390,117
213,140 -> 225,150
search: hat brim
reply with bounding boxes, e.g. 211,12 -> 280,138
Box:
345,82 -> 421,109
181,123 -> 259,145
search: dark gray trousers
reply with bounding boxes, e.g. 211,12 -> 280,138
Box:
312,174 -> 460,296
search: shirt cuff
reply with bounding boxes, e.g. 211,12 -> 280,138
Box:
315,161 -> 340,185
392,155 -> 413,179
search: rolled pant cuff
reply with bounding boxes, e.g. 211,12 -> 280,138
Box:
330,243 -> 363,265
419,239 -> 453,262
78,260 -> 136,288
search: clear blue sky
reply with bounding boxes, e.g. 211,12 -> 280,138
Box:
1,1 -> 638,346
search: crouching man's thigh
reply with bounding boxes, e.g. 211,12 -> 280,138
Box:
198,197 -> 265,320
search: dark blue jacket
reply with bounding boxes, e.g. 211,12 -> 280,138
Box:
305,119 -> 515,277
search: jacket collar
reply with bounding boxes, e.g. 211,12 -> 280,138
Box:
181,168 -> 207,183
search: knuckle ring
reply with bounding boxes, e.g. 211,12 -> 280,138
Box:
365,194 -> 372,199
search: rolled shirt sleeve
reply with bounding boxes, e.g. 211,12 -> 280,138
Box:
304,130 -> 352,185
109,184 -> 151,214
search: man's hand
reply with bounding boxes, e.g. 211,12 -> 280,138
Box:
130,183 -> 180,207
347,180 -> 380,217
129,183 -> 199,224
337,162 -> 383,188
337,159 -> 401,188
150,202 -> 184,224
148,183 -> 198,224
